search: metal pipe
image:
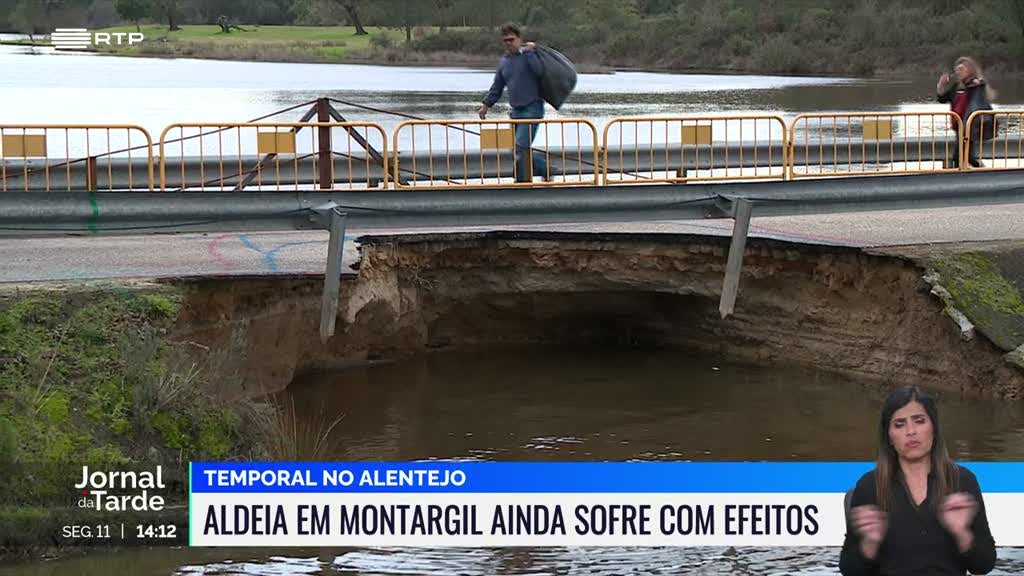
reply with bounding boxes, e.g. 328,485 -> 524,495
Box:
719,198 -> 753,319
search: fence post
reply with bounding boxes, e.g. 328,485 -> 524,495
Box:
719,198 -> 753,319
317,98 -> 333,189
86,156 -> 98,191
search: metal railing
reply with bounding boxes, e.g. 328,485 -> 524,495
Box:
391,118 -> 600,188
788,112 -> 962,179
158,122 -> 388,192
0,124 -> 154,191
603,115 -> 789,185
963,110 -> 1024,171
15,111 -> 1024,192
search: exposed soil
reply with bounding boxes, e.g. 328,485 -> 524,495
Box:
167,232 -> 1024,400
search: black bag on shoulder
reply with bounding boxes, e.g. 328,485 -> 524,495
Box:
534,45 -> 577,110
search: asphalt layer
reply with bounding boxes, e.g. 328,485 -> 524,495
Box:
1,204 -> 1022,283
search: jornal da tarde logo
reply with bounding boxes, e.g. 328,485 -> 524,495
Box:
75,465 -> 166,511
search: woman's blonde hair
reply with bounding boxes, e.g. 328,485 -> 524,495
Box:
955,56 -> 997,101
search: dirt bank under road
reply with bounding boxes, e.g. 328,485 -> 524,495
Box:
5,231 -> 1023,555
4,231 -> 1022,470
167,231 -> 1024,400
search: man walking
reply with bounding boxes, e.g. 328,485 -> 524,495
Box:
479,24 -> 548,183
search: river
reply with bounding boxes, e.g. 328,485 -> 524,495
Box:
1,45 -> 1023,574
5,41 -> 1024,140
4,348 -> 1024,575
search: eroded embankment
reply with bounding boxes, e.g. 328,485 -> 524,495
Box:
4,231 -> 1023,554
169,231 -> 1024,400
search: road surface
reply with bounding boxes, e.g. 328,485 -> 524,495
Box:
1,204 -> 1022,283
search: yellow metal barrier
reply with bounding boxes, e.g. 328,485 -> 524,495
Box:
602,115 -> 789,184
963,110 -> 1022,171
789,112 -> 962,179
0,125 -> 154,191
159,122 -> 387,192
391,118 -> 600,188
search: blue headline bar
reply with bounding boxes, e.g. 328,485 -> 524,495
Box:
189,462 -> 1024,493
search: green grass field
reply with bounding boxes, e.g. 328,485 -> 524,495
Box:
101,24 -> 472,47
91,24 -> 391,60
89,24 -> 480,64
101,24 -> 405,42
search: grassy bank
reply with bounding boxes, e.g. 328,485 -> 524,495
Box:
81,24 -> 505,68
33,17 -> 1009,77
931,252 -> 1024,353
0,283 -> 251,477
8,0 -> 1024,77
4,24 -> 737,73
0,282 -> 321,558
97,24 -> 399,62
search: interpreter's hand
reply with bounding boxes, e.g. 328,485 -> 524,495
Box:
478,104 -> 489,120
939,492 -> 978,552
938,73 -> 951,91
524,41 -> 536,51
851,505 -> 888,559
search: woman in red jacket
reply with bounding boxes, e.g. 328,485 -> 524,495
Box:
937,56 -> 996,168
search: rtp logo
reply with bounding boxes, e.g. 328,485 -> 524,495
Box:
51,28 -> 145,51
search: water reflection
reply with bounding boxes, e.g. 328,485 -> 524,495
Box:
4,347 -> 1021,575
284,347 -> 1024,463
3,544 -> 1023,575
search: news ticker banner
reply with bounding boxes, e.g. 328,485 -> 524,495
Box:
189,462 -> 1024,547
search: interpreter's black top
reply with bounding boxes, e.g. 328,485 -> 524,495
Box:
839,465 -> 996,576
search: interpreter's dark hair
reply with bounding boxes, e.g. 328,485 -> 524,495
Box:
500,24 -> 521,38
875,386 -> 958,512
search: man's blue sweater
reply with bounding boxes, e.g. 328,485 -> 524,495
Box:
483,50 -> 544,108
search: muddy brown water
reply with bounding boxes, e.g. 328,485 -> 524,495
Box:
3,346 -> 1024,575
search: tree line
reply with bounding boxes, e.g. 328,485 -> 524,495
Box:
4,0 -> 1024,76
0,0 -> 550,33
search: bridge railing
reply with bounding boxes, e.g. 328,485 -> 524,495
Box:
788,112 -> 963,179
158,122 -> 388,192
964,110 -> 1024,171
0,124 -> 154,191
12,112 -> 1024,192
602,115 -> 789,185
391,118 -> 600,188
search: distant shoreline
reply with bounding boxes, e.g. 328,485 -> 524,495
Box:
16,27 -> 1021,81
1,37 -> 860,80
5,23 -> 1024,80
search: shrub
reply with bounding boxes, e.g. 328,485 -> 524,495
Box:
369,33 -> 394,49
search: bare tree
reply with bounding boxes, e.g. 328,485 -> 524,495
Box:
155,0 -> 181,30
217,14 -> 247,32
12,0 -> 62,40
339,0 -> 367,35
116,0 -> 153,33
437,0 -> 453,32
